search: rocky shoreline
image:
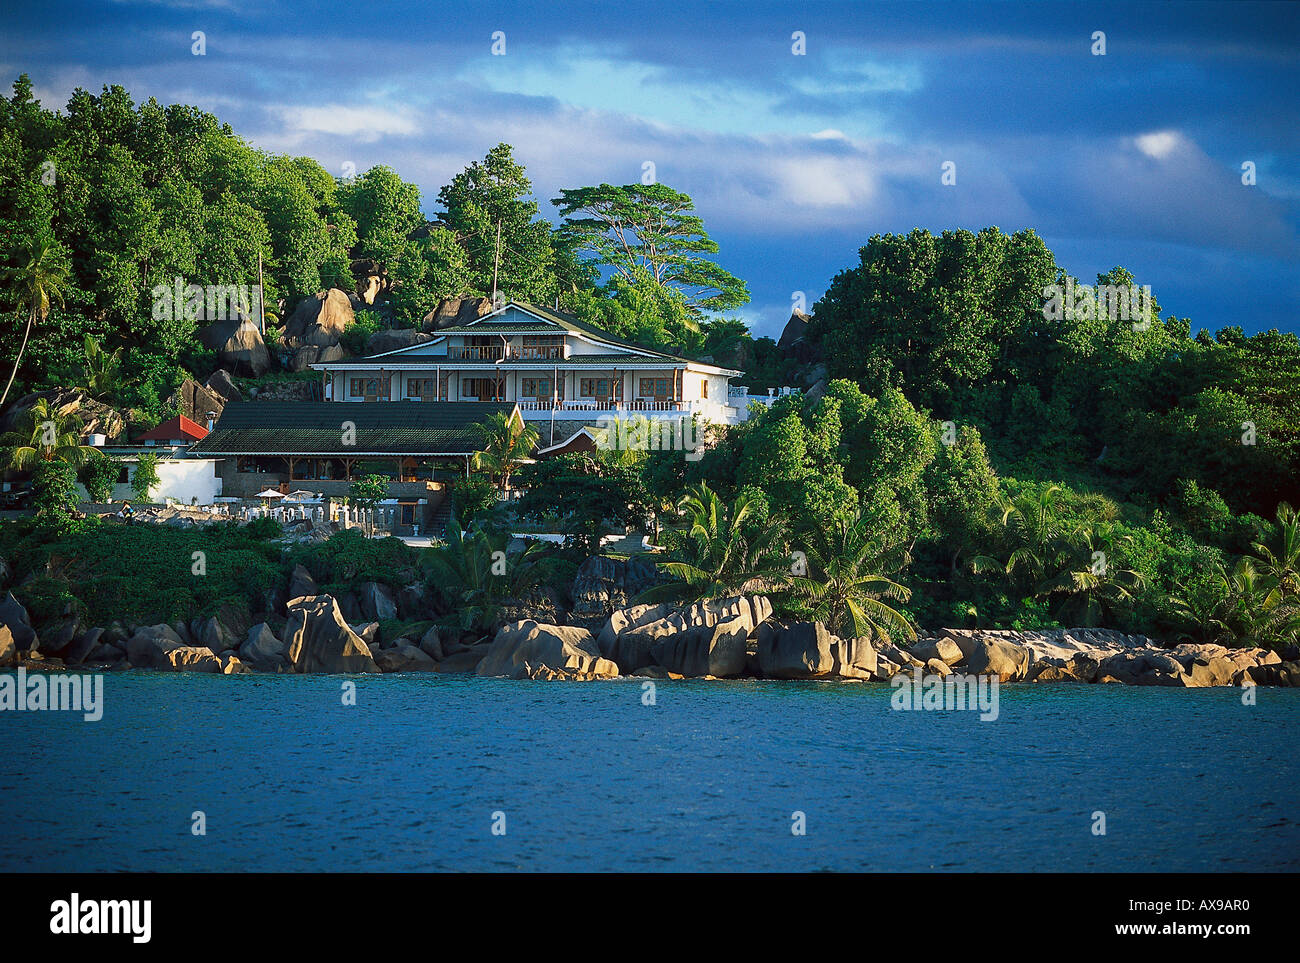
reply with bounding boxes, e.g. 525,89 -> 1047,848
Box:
3,584 -> 1296,687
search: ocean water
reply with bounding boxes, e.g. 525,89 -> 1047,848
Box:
1,673 -> 1296,872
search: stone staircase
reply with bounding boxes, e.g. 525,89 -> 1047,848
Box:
424,499 -> 454,539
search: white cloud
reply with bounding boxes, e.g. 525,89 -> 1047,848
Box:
276,104 -> 419,142
1135,130 -> 1183,160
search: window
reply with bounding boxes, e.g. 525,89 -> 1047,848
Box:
580,378 -> 612,397
520,378 -> 553,398
701,378 -> 708,399
350,377 -> 385,401
406,378 -> 437,398
462,378 -> 498,401
400,503 -> 417,526
640,378 -> 670,398
116,465 -> 130,484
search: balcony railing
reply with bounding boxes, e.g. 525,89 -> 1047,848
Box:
517,399 -> 690,412
515,346 -> 567,360
448,346 -> 505,360
446,345 -> 569,361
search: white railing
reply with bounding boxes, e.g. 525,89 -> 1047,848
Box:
516,399 -> 689,412
448,346 -> 505,360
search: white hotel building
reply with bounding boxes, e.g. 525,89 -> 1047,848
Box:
310,301 -> 749,429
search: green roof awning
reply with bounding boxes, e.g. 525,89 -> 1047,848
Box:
189,401 -> 517,456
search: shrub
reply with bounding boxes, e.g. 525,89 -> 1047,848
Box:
80,456 -> 121,503
32,461 -> 78,521
286,529 -> 420,592
340,309 -> 385,355
452,475 -> 498,522
130,451 -> 160,502
242,516 -> 283,540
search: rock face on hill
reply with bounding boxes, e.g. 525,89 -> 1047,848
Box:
351,258 -> 393,306
778,309 -> 812,354
0,389 -> 127,440
204,369 -> 243,403
200,316 -> 271,377
287,343 -> 344,372
422,296 -> 494,332
366,328 -> 432,355
166,377 -> 229,424
283,288 -> 355,348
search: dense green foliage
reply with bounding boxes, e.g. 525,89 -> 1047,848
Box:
0,516 -> 285,625
809,227 -> 1300,514
0,77 -> 755,423
285,528 -> 419,595
2,74 -> 1295,652
31,461 -> 78,522
515,453 -> 649,554
420,518 -> 571,634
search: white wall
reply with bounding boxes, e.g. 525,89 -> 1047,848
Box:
76,459 -> 224,506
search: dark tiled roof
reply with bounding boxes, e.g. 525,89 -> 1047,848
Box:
435,322 -> 555,333
189,401 -> 517,456
373,302 -> 706,366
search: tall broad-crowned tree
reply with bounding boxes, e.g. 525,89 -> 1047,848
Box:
437,143 -> 557,303
551,183 -> 749,317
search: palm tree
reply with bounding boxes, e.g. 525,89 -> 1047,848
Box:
1251,502 -> 1300,600
636,481 -> 791,602
970,484 -> 1080,591
78,334 -> 124,402
1,397 -> 102,470
592,415 -> 650,468
472,410 -> 538,493
422,518 -> 572,633
1,238 -> 70,408
786,507 -> 916,642
1045,526 -> 1147,627
1171,557 -> 1300,649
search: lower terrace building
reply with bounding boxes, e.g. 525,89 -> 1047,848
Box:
190,400 -> 520,535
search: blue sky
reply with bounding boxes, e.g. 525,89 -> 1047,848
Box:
1,0 -> 1296,339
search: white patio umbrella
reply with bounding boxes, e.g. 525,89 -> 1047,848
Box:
254,488 -> 286,499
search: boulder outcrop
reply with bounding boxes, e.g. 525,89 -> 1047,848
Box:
757,621 -> 879,680
285,595 -> 380,674
125,624 -> 186,669
477,620 -> 618,680
570,555 -> 661,619
283,288 -> 355,348
0,593 -> 38,652
240,622 -> 288,671
651,616 -> 750,677
422,296 -> 494,332
967,639 -> 1032,682
199,316 -> 271,377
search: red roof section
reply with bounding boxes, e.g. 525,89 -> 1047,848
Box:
135,415 -> 209,443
